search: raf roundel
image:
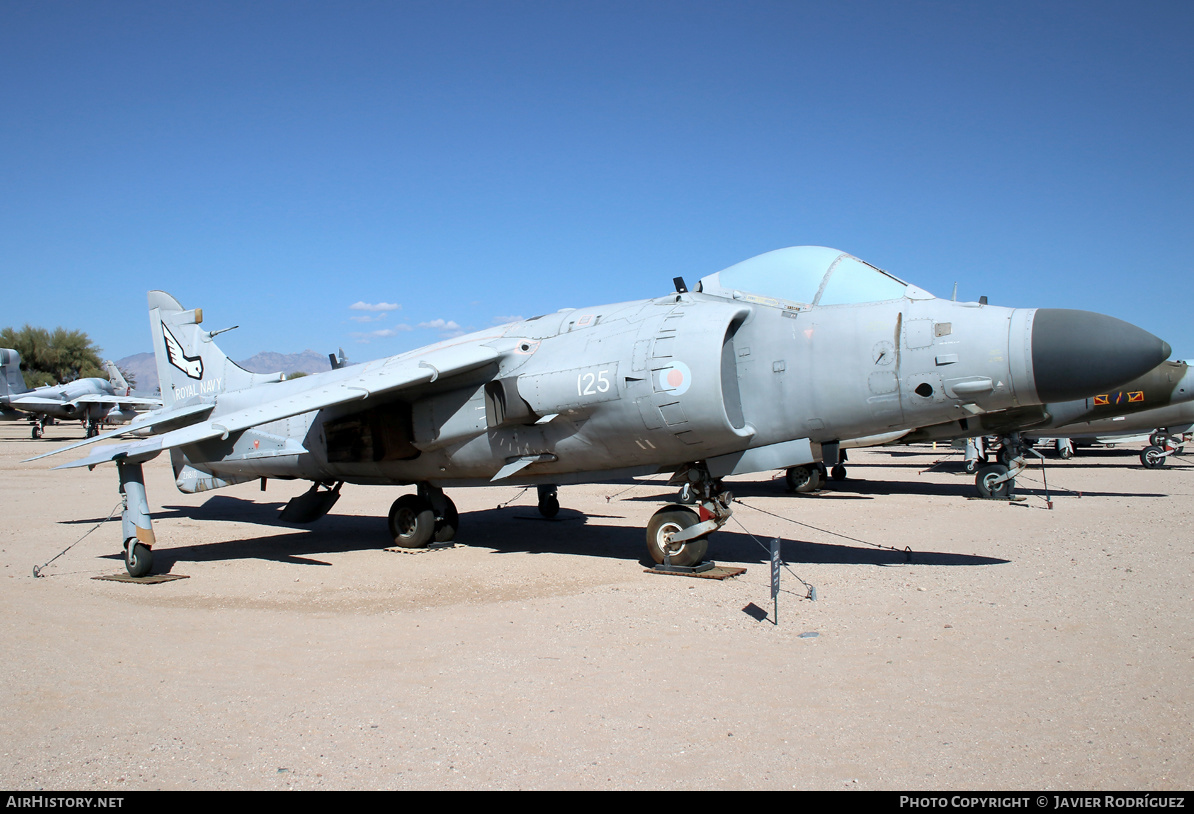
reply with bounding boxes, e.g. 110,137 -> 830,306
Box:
656,361 -> 692,396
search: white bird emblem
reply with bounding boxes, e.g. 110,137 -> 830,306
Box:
163,322 -> 204,380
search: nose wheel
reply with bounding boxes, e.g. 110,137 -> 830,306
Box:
646,507 -> 708,567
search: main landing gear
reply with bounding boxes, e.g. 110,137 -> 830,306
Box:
646,464 -> 733,568
388,484 -> 458,548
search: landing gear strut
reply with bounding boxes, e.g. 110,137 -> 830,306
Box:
646,464 -> 732,568
388,484 -> 458,548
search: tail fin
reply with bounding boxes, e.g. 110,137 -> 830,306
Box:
0,349 -> 29,398
148,291 -> 282,408
102,360 -> 131,395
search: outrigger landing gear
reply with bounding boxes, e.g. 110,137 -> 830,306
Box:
646,464 -> 733,568
387,483 -> 458,548
537,484 -> 560,518
117,461 -> 155,577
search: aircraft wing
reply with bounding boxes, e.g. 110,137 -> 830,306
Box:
70,394 -> 164,408
30,340 -> 508,469
6,395 -> 70,412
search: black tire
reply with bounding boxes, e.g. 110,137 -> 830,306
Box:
1150,431 -> 1167,448
1058,445 -> 1074,459
975,463 -> 1012,499
785,465 -> 823,493
388,494 -> 435,548
830,464 -> 846,481
1140,445 -> 1167,469
125,542 -> 153,578
646,506 -> 708,567
434,497 -> 459,543
537,494 -> 560,519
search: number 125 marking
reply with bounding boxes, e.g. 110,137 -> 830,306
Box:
577,369 -> 612,396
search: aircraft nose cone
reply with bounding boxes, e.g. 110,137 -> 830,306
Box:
1031,309 -> 1171,402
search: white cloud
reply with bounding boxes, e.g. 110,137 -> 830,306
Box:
492,315 -> 523,325
349,301 -> 401,312
418,319 -> 461,331
351,325 -> 413,343
349,313 -> 388,323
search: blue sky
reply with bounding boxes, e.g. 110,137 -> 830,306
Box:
2,1 -> 1191,364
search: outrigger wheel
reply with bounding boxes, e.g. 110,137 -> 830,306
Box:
125,540 -> 154,578
537,484 -> 560,518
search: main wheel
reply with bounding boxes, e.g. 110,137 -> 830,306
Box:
785,465 -> 823,493
975,463 -> 1012,499
1140,445 -> 1167,469
433,497 -> 459,543
125,541 -> 153,578
388,495 -> 436,548
646,507 -> 708,567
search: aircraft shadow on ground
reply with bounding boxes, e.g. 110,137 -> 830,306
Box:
73,493 -> 1008,571
803,476 -> 1169,501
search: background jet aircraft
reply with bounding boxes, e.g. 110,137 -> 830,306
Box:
881,359 -> 1192,496
1031,398 -> 1194,469
0,349 -> 162,438
32,246 -> 1170,577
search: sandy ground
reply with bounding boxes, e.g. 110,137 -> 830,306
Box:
1,422 -> 1191,791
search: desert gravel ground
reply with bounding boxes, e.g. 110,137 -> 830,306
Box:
1,423 -> 1191,791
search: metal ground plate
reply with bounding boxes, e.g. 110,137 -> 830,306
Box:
92,573 -> 190,584
644,564 -> 746,580
385,542 -> 460,554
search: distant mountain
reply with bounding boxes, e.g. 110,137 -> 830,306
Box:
115,350 -> 334,397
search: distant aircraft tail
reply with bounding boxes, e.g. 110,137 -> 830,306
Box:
149,291 -> 283,408
0,349 -> 29,398
102,360 -> 131,395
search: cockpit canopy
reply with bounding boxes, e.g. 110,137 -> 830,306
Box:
697,246 -> 933,308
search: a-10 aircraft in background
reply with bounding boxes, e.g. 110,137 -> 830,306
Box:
1,350 -> 161,438
871,359 -> 1194,496
1030,397 -> 1194,469
31,246 -> 1170,577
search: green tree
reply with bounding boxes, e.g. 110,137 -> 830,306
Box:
0,325 -> 105,387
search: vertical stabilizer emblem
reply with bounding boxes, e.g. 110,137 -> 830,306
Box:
162,322 -> 204,380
